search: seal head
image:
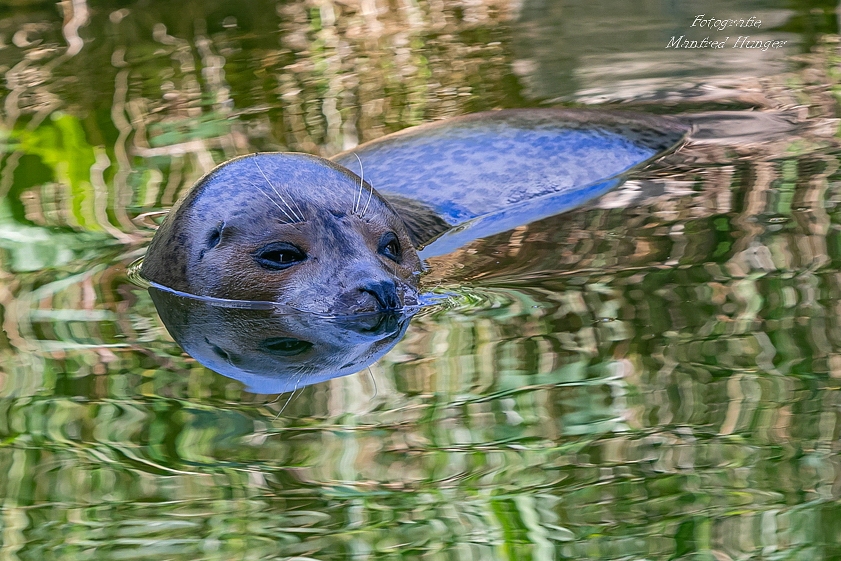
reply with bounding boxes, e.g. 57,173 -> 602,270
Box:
141,153 -> 423,314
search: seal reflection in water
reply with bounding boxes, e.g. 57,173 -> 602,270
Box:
141,154 -> 430,314
141,109 -> 691,393
148,287 -> 410,395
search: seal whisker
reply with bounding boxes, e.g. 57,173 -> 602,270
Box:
287,185 -> 305,223
284,189 -> 305,223
253,183 -> 297,223
254,159 -> 304,223
278,364 -> 313,417
361,177 -> 374,219
278,385 -> 299,417
352,154 -> 364,216
367,365 -> 378,399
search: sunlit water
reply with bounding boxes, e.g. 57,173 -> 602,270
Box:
1,0 -> 841,559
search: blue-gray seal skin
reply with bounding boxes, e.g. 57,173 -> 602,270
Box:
333,109 -> 690,257
140,153 -> 423,315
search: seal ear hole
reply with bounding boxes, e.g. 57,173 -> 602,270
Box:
254,242 -> 307,270
206,222 -> 225,249
378,232 -> 402,263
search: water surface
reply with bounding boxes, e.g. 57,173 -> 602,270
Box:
1,0 -> 841,559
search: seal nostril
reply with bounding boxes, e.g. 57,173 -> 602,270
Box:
360,280 -> 400,310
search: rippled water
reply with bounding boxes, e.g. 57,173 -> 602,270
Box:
1,0 -> 841,559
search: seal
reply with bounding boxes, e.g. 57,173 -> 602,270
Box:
141,109 -> 691,316
140,153 -> 427,314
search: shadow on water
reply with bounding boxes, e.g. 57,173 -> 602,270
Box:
0,0 -> 841,559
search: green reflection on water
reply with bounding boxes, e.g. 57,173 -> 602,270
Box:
1,0 -> 841,559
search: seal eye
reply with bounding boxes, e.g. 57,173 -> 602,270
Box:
254,242 -> 306,270
378,232 -> 401,263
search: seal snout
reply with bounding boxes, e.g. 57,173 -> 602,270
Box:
360,280 -> 400,311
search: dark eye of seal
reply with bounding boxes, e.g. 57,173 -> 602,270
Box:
378,232 -> 401,263
254,242 -> 307,270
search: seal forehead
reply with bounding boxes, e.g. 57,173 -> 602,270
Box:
199,153 -> 366,217
184,153 -> 402,235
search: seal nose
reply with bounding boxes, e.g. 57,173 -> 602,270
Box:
360,280 -> 400,310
